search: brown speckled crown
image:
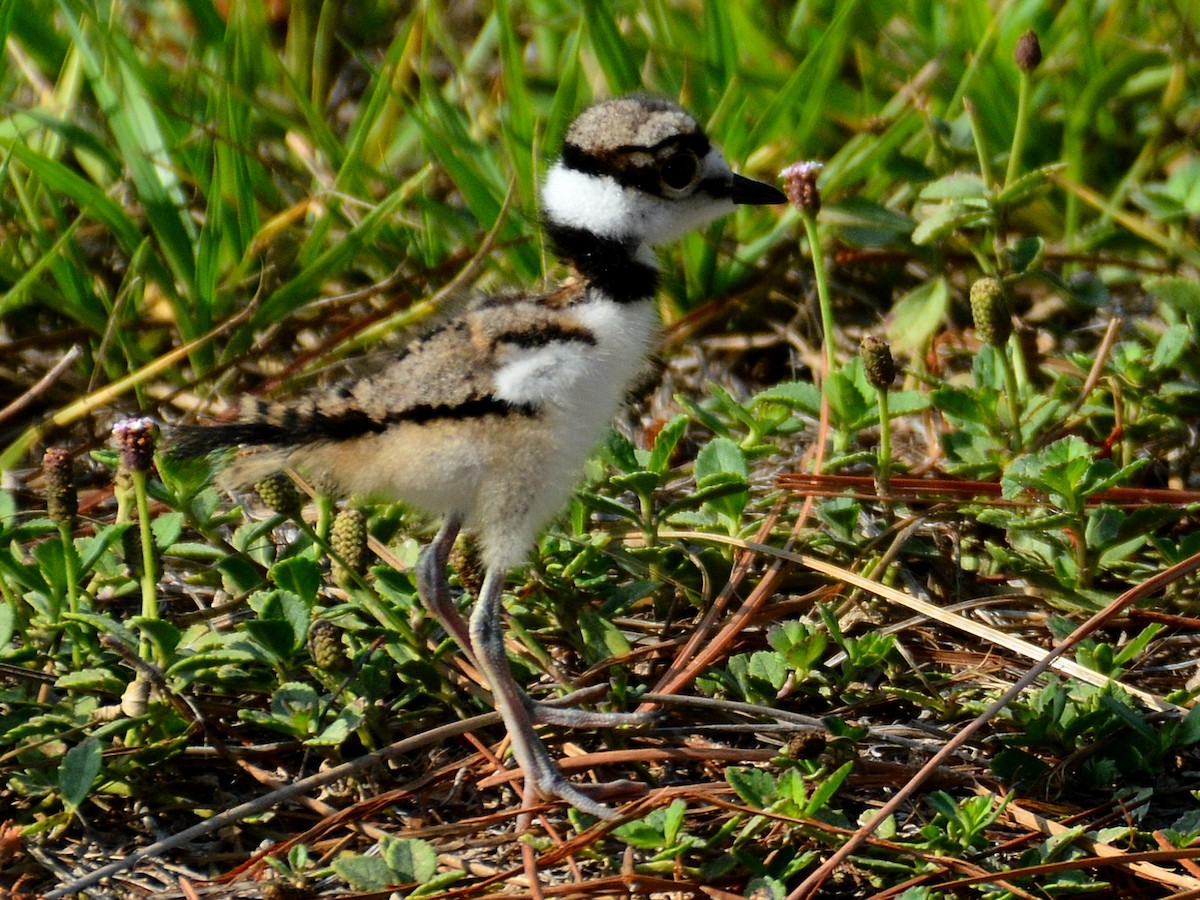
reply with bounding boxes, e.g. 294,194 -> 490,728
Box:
565,97 -> 700,154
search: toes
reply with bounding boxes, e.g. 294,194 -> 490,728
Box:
527,698 -> 660,729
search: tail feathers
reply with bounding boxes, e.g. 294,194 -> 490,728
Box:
167,423 -> 296,490
167,421 -> 291,459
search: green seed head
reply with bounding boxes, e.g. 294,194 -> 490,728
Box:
307,619 -> 346,671
255,473 -> 303,517
970,277 -> 1013,347
330,508 -> 368,581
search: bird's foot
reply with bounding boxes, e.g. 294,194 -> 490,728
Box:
529,699 -> 659,729
529,686 -> 661,729
518,751 -> 645,821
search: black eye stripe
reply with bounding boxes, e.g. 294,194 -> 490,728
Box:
697,175 -> 733,198
561,133 -> 712,178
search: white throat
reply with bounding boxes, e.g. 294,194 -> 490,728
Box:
542,154 -> 737,250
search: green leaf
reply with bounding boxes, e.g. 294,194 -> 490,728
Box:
887,277 -> 949,354
1004,235 -> 1044,274
31,537 -> 74,601
805,760 -> 853,816
604,431 -> 640,473
823,367 -> 870,430
911,202 -> 992,245
333,853 -> 394,891
726,765 -> 776,809
76,523 -> 133,574
660,475 -> 749,521
62,612 -> 138,649
254,586 -> 313,649
1151,324 -> 1190,372
647,414 -> 689,475
662,798 -> 686,845
0,599 -> 13,647
1179,706 -> 1200,747
59,735 -> 102,813
752,380 -> 822,415
609,471 -> 661,497
131,616 -> 182,662
151,512 -> 184,552
577,491 -> 641,523
57,668 -> 124,693
310,702 -> 365,748
919,172 -> 988,201
694,437 -> 747,486
381,835 -> 438,883
744,877 -> 787,900
614,818 -> 668,850
166,647 -> 260,680
1145,276 -> 1200,318
747,650 -> 789,691
578,607 -> 633,664
245,618 -> 301,662
995,163 -> 1064,208
218,556 -> 265,595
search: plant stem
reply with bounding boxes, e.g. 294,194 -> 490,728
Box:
876,387 -> 892,497
58,520 -> 81,665
802,209 -> 836,378
964,97 -> 995,190
1005,70 -> 1032,189
1000,342 -> 1024,452
132,469 -> 159,663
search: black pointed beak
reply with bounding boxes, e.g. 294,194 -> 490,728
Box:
732,173 -> 787,205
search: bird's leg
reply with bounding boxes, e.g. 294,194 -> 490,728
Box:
415,515 -> 476,666
418,521 -> 652,727
469,567 -> 642,820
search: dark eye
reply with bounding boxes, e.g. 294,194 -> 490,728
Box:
660,151 -> 699,191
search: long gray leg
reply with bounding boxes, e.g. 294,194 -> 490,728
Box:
469,567 -> 638,820
415,516 -> 475,666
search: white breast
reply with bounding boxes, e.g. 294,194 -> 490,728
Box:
493,294 -> 657,425
480,293 -> 658,568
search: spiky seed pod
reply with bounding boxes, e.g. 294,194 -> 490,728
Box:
1014,30 -> 1042,72
780,161 -> 823,214
450,534 -> 486,598
112,417 -> 158,474
860,335 -> 897,390
330,508 -> 368,582
307,618 -> 345,671
255,472 -> 303,518
970,277 -> 1013,347
42,448 -> 77,529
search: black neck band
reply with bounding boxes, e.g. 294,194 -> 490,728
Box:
543,222 -> 659,303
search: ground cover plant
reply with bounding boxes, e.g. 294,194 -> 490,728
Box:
1,0 -> 1200,897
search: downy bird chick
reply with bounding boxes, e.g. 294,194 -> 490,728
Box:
172,96 -> 785,819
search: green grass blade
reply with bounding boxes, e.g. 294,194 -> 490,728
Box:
582,2 -> 643,94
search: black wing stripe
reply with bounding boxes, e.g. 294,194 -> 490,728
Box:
170,396 -> 538,456
493,323 -> 597,350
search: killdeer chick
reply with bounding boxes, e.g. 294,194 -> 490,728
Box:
172,96 -> 785,819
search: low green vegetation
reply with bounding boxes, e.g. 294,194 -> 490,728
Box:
2,1 -> 1199,897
